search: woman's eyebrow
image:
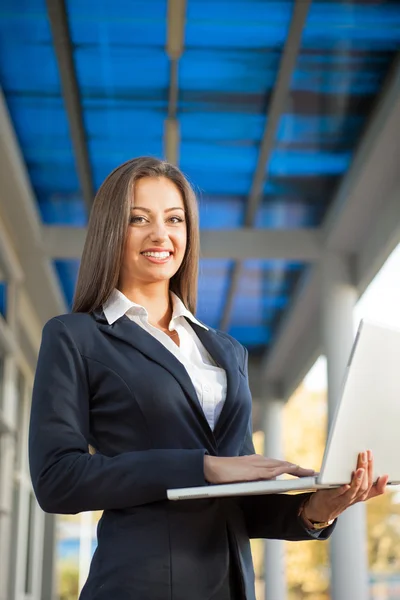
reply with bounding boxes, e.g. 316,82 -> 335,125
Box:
130,206 -> 185,213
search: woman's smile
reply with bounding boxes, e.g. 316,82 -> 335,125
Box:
140,248 -> 174,264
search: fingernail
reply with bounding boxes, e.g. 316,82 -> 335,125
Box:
367,450 -> 372,460
361,452 -> 366,463
357,469 -> 364,479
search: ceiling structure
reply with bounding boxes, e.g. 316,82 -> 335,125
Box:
0,0 -> 399,395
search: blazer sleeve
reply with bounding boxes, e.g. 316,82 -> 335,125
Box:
236,345 -> 336,541
29,317 -> 207,514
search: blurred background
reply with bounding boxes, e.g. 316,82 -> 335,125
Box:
0,0 -> 399,599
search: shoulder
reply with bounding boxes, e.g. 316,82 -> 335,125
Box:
211,327 -> 248,365
42,312 -> 96,341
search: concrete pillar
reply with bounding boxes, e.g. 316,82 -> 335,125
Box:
321,251 -> 369,600
41,513 -> 57,600
263,395 -> 287,600
0,356 -> 17,600
79,510 -> 94,594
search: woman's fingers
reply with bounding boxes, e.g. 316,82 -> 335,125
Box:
367,450 -> 374,486
340,467 -> 365,503
267,463 -> 315,479
368,474 -> 389,498
249,456 -> 315,477
291,465 -> 316,477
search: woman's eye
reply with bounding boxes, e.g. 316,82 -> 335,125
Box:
169,216 -> 184,224
129,216 -> 146,224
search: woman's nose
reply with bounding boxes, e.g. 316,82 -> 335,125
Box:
150,220 -> 168,242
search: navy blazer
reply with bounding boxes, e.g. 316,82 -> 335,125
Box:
29,310 -> 334,600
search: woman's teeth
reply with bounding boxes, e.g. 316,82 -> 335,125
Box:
142,252 -> 170,258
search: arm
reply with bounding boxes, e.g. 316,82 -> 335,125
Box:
29,318 -> 207,514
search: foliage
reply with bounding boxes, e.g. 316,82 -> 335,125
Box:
58,560 -> 79,600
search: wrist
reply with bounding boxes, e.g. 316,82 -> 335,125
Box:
299,496 -> 335,530
204,455 -> 218,483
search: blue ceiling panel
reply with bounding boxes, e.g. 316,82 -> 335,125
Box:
66,0 -> 167,48
180,49 -> 281,95
0,1 -> 82,225
54,260 -> 80,309
277,114 -> 365,149
185,1 -> 294,49
180,142 -> 256,195
84,104 -> 164,187
197,259 -> 232,328
1,0 -> 399,355
180,141 -> 257,173
228,259 -> 305,348
228,325 -> 271,348
199,197 -> 244,229
255,199 -> 319,229
268,149 -> 351,177
183,167 -> 252,196
67,1 -> 169,202
40,196 -> 87,227
261,0 -> 400,231
84,106 -> 166,141
73,47 -> 169,95
302,2 -> 400,51
180,112 -> 266,143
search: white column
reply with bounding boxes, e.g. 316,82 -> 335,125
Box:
263,395 -> 287,600
0,356 -> 17,600
79,510 -> 94,594
41,513 -> 58,600
321,251 -> 369,600
0,282 -> 19,600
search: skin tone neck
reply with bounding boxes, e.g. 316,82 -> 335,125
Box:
119,280 -> 173,331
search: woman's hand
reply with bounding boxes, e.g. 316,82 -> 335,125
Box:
303,450 -> 388,523
204,454 -> 315,484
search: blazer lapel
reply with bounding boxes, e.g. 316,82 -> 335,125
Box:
92,310 -> 217,450
188,321 -> 241,440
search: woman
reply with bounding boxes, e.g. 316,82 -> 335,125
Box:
29,157 -> 388,600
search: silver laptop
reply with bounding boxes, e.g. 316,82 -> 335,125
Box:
168,319 -> 400,501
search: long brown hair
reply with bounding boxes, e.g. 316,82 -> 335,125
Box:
72,157 -> 200,314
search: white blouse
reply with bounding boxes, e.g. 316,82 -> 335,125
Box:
103,289 -> 227,431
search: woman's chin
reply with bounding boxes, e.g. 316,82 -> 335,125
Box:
141,269 -> 177,284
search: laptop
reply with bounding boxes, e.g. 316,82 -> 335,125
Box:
168,319 -> 400,501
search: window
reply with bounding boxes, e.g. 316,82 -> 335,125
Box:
0,282 -> 6,319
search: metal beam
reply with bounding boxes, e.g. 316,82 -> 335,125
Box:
41,226 -> 323,261
219,0 -> 311,331
164,0 -> 186,165
46,0 -> 94,213
262,53 -> 400,401
0,217 -> 23,282
0,90 -> 66,324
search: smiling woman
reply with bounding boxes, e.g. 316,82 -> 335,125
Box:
29,156 -> 378,600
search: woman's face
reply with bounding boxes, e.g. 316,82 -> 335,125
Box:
120,176 -> 187,287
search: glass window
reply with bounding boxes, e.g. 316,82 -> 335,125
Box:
0,282 -> 6,319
